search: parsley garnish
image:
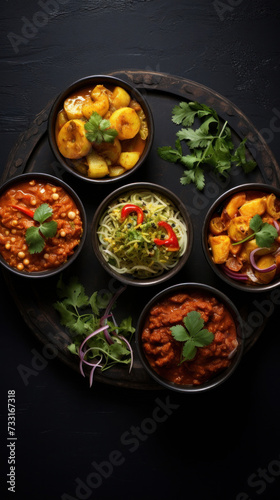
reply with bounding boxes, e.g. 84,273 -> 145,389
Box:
53,276 -> 135,373
25,203 -> 57,254
170,310 -> 214,362
157,101 -> 257,190
232,214 -> 278,247
84,111 -> 118,143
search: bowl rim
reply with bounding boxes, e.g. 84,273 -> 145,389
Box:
202,182 -> 280,293
91,181 -> 194,286
135,281 -> 244,393
0,172 -> 87,278
47,74 -> 154,184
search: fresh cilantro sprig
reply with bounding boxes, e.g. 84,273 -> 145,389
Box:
170,310 -> 214,362
84,111 -> 118,144
53,276 -> 135,373
232,214 -> 278,247
157,101 -> 257,191
25,203 -> 57,254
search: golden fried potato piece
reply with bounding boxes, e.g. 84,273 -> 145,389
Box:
109,107 -> 141,140
82,85 -> 110,119
209,235 -> 231,264
266,193 -> 280,219
119,151 -> 140,170
227,216 -> 252,242
57,119 -> 92,159
93,138 -> 121,165
86,151 -> 109,178
108,166 -> 126,177
254,254 -> 276,283
224,193 -> 246,218
111,86 -> 131,109
239,197 -> 267,217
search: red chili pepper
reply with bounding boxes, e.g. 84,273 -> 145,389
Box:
10,204 -> 35,218
121,204 -> 144,225
154,221 -> 180,251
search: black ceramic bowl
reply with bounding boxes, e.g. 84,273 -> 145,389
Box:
0,173 -> 87,278
48,75 -> 154,183
136,282 -> 244,393
202,183 -> 280,292
91,182 -> 193,286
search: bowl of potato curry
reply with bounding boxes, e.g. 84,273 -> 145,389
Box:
202,183 -> 280,292
48,75 -> 154,183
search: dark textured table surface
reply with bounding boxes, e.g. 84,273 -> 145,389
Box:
1,1 -> 280,499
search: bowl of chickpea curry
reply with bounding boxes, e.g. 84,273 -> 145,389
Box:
0,173 -> 86,277
48,75 -> 154,182
202,183 -> 280,292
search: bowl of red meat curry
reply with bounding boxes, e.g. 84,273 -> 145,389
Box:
0,173 -> 86,277
202,183 -> 280,292
136,282 -> 243,392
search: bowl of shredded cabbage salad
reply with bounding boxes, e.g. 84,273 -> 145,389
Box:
92,182 -> 193,286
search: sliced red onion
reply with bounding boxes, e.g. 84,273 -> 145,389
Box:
246,267 -> 259,283
273,220 -> 280,234
118,335 -> 134,373
221,264 -> 248,281
78,287 -> 133,386
79,326 -> 109,377
100,286 -> 127,344
249,248 -> 276,273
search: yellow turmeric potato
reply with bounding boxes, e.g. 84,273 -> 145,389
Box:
227,216 -> 252,242
109,107 -> 141,140
56,109 -> 69,132
72,159 -> 88,176
93,138 -> 121,166
86,151 -> 109,178
239,197 -> 267,217
209,217 -> 225,235
266,193 -> 280,219
209,235 -> 231,264
111,86 -> 131,109
82,85 -> 110,119
108,166 -> 126,177
254,254 -> 276,283
239,238 -> 259,262
119,151 -> 140,170
64,96 -> 85,120
57,119 -> 92,159
224,193 -> 246,218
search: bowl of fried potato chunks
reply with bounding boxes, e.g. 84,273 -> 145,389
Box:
202,183 -> 280,292
48,75 -> 154,183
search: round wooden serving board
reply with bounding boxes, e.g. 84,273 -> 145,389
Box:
1,70 -> 280,389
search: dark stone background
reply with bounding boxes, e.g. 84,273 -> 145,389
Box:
1,1 -> 280,499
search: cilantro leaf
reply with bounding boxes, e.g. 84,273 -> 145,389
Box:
84,111 -> 118,144
39,220 -> 58,238
170,310 -> 214,362
53,277 -> 134,384
33,203 -> 53,223
250,214 -> 263,233
25,203 -> 58,254
25,226 -> 46,254
232,214 -> 278,247
158,100 -> 257,191
170,324 -> 190,341
182,339 -> 197,361
183,311 -> 204,336
255,223 -> 278,247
